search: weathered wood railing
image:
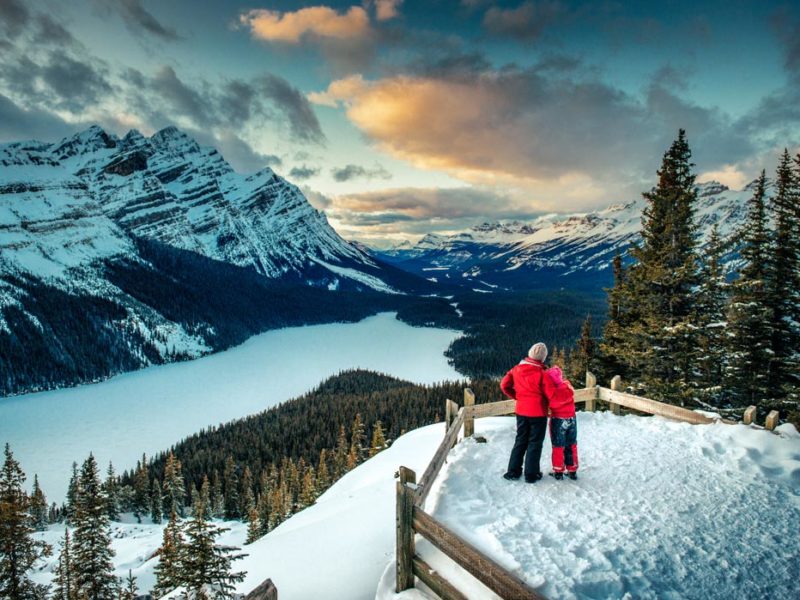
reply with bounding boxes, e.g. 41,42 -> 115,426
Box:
396,372 -> 782,599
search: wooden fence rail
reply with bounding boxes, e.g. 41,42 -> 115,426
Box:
396,373 -> 782,599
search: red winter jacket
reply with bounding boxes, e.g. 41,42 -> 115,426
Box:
500,358 -> 557,417
545,366 -> 576,418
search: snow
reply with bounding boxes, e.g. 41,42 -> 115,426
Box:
312,258 -> 401,294
378,414 -> 800,600
30,411 -> 800,600
0,313 -> 461,502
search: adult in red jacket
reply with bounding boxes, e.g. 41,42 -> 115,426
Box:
500,342 -> 558,483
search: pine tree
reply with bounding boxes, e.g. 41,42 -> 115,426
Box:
767,150 -> 800,401
604,130 -> 701,401
333,425 -> 349,479
198,475 -> 212,522
693,225 -> 729,404
119,570 -> 137,600
569,316 -> 596,383
152,510 -> 183,599
150,479 -> 162,524
102,463 -> 119,522
600,252 -> 633,378
163,453 -> 185,518
0,444 -> 51,600
299,466 -> 317,509
316,449 -> 331,492
132,455 -> 149,524
65,463 -> 79,525
180,498 -> 246,599
240,467 -> 255,523
210,471 -> 224,520
28,475 -> 48,532
222,457 -> 239,520
72,454 -> 116,600
245,506 -> 261,545
349,413 -> 366,465
369,421 -> 387,457
52,529 -> 75,600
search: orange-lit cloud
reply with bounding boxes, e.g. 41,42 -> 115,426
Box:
375,0 -> 404,21
697,164 -> 748,190
239,6 -> 370,43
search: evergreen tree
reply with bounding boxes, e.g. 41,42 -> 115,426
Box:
210,471 -> 224,520
180,499 -> 246,599
600,252 -> 632,378
604,130 -> 701,401
240,467 -> 255,523
767,150 -> 800,401
299,466 -> 317,509
349,413 -> 366,465
132,455 -> 149,524
119,570 -> 137,600
222,457 -> 239,520
692,225 -> 729,404
332,425 -> 349,479
316,449 -> 331,492
152,510 -> 183,599
28,475 -> 48,532
163,453 -> 185,518
64,463 -> 79,525
569,316 -> 596,383
0,444 -> 51,599
245,506 -> 261,545
102,463 -> 119,522
198,475 -> 212,522
150,479 -> 163,524
52,529 -> 75,600
72,454 -> 116,600
368,421 -> 387,458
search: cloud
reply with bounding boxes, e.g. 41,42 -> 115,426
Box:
310,64 -> 757,205
0,93 -> 88,141
289,165 -> 321,180
101,0 -> 180,41
34,14 -> 77,46
482,1 -> 566,41
239,6 -> 370,43
259,75 -> 326,144
211,130 -> 282,173
331,163 -> 392,182
151,66 -> 213,127
0,0 -> 30,39
375,0 -> 404,21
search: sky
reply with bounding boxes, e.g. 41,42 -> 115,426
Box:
1,0 -> 799,245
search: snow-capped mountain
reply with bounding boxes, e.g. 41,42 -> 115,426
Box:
373,181 -> 750,291
0,126 -> 427,395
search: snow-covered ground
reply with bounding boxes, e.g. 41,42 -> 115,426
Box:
1,313 -> 461,501
32,412 -> 800,600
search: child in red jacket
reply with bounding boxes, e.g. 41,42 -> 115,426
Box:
545,366 -> 579,480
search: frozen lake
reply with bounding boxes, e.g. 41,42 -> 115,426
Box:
0,313 -> 462,501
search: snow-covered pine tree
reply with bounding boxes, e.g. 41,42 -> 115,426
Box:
163,452 -> 186,518
767,150 -> 800,402
368,421 -> 387,457
102,462 -> 119,522
333,425 -> 349,479
150,478 -> 163,524
245,506 -> 261,545
72,453 -> 117,600
725,171 -> 774,406
52,529 -> 75,600
153,510 -> 183,599
120,570 -> 137,600
210,471 -> 224,519
222,457 -> 239,520
240,467 -> 255,523
180,496 -> 246,599
29,475 -> 49,532
65,462 -> 79,525
692,225 -> 729,405
199,475 -> 212,521
0,444 -> 51,600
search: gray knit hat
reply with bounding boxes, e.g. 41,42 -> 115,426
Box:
528,342 -> 548,362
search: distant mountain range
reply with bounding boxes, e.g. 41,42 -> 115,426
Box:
372,180 -> 751,292
0,126 -> 429,395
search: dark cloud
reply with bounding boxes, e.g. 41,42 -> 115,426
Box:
331,163 -> 392,182
151,66 -> 213,127
483,1 -> 566,42
0,0 -> 30,39
0,93 -> 87,141
101,0 -> 180,41
41,53 -> 114,111
259,75 -> 326,144
220,80 -> 257,124
289,165 -> 320,180
34,14 -> 77,46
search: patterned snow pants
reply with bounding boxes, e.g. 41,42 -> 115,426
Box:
550,416 -> 578,473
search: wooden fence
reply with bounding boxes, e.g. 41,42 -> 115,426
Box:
395,372 -> 782,599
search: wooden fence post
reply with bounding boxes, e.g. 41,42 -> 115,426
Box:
585,371 -> 597,412
396,467 -> 417,592
743,405 -> 757,425
765,410 -> 780,431
445,399 -> 454,429
609,376 -> 622,415
463,388 -> 475,437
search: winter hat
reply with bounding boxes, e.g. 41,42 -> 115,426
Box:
547,366 -> 564,384
528,342 -> 548,362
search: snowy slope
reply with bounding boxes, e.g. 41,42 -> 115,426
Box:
374,181 -> 752,291
31,412 -> 798,599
